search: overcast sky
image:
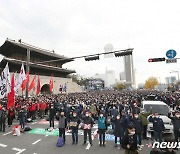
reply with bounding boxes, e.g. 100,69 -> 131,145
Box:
0,0 -> 180,85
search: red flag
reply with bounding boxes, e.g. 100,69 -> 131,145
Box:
36,76 -> 41,96
21,72 -> 29,91
28,75 -> 36,92
49,75 -> 54,92
7,73 -> 15,109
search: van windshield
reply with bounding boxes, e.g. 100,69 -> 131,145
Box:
144,104 -> 169,116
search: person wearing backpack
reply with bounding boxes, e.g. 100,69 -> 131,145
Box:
98,112 -> 107,147
58,111 -> 67,144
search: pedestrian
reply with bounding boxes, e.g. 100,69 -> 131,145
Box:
149,112 -> 165,143
18,106 -> 26,129
122,125 -> 138,154
0,106 -> 7,132
139,107 -> 152,140
82,112 -> 94,146
7,107 -> 15,127
69,111 -> 80,144
98,112 -> 107,147
113,114 -> 124,148
49,104 -> 56,128
58,111 -> 67,143
168,110 -> 180,142
131,113 -> 143,150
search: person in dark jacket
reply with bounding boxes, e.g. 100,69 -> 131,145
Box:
0,107 -> 7,132
113,114 -> 124,148
98,112 -> 107,147
149,112 -> 165,143
82,112 -> 94,146
122,125 -> 138,154
49,104 -> 56,128
58,111 -> 67,143
131,113 -> 143,148
69,112 -> 80,144
18,106 -> 26,129
168,111 -> 180,142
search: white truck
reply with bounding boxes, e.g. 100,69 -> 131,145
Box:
141,101 -> 173,134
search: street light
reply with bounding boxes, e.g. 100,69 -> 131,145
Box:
170,70 -> 179,81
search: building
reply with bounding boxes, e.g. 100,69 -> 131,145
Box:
124,55 -> 135,88
165,76 -> 176,84
0,38 -> 82,94
94,69 -> 116,87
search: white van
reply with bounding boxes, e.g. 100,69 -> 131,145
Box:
141,101 -> 173,134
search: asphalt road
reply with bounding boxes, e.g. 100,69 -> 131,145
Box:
0,118 -> 172,154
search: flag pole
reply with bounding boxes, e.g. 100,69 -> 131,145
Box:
26,49 -> 30,98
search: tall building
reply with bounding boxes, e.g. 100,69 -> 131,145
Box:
124,55 -> 135,88
165,76 -> 176,84
94,69 -> 116,87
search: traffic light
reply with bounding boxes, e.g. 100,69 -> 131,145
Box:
148,58 -> 165,62
85,55 -> 99,61
114,50 -> 132,57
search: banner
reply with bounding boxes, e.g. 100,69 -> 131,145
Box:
0,63 -> 11,98
49,75 -> 54,92
21,72 -> 29,91
14,63 -> 26,92
36,76 -> 41,96
7,73 -> 15,109
28,75 -> 36,92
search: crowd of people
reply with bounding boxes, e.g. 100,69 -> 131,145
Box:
0,90 -> 180,154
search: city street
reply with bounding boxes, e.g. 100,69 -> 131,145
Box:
0,118 -> 153,154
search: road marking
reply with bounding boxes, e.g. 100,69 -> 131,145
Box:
31,122 -> 37,125
32,139 -> 41,145
0,143 -> 7,147
12,148 -> 26,154
86,129 -> 98,150
3,131 -> 12,136
45,135 -> 49,137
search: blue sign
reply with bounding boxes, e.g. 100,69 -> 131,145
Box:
166,49 -> 177,59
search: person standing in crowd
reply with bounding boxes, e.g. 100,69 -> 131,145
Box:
49,104 -> 56,128
168,110 -> 180,142
113,114 -> 124,148
90,103 -> 97,120
39,100 -> 46,119
131,113 -> 143,150
122,125 -> 138,154
149,112 -> 165,143
0,106 -> 7,132
18,105 -> 26,129
111,105 -> 119,130
139,107 -> 152,140
69,111 -> 80,145
98,112 -> 107,147
82,112 -> 94,146
7,107 -> 15,127
58,111 -> 67,143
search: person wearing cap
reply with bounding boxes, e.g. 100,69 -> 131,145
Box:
98,112 -> 107,147
168,110 -> 180,142
69,112 -> 81,145
149,112 -> 165,143
139,107 -> 153,139
82,112 -> 94,146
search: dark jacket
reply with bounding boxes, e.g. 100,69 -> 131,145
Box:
83,116 -> 94,129
49,108 -> 56,120
131,118 -> 143,134
113,118 -> 124,137
168,116 -> 180,131
0,109 -> 7,121
18,108 -> 26,119
122,133 -> 138,151
149,116 -> 165,132
69,116 -> 80,129
58,116 -> 67,129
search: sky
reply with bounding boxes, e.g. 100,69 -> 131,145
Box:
0,0 -> 180,85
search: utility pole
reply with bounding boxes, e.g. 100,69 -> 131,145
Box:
26,49 -> 30,98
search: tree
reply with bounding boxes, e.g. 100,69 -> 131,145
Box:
144,77 -> 159,89
116,83 -> 126,91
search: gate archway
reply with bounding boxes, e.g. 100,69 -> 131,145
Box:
41,84 -> 51,94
